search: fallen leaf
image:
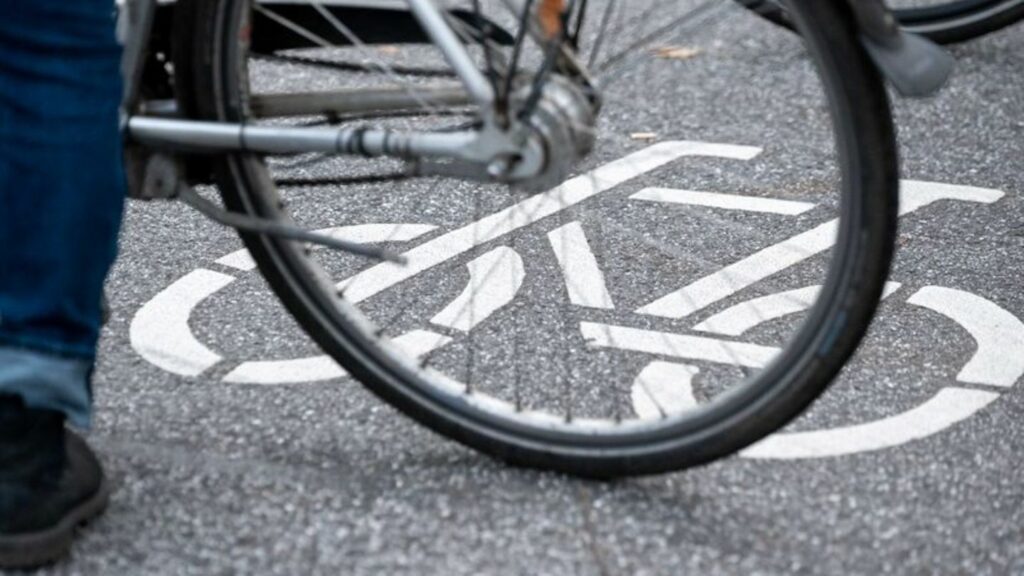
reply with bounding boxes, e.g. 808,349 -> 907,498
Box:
630,132 -> 658,141
653,46 -> 702,61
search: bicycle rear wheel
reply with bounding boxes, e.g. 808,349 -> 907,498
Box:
739,0 -> 1024,44
175,0 -> 898,477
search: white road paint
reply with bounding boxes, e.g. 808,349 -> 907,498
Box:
547,222 -> 615,309
222,329 -> 453,384
631,362 -> 700,419
130,144 -> 1019,462
630,188 -> 815,215
637,220 -> 838,318
224,354 -> 345,385
695,282 -> 902,336
900,179 -> 1005,207
337,142 -> 762,303
430,247 -> 525,332
740,387 -> 1000,459
908,286 -> 1024,388
581,322 -> 780,368
130,270 -> 233,377
134,223 -> 441,380
738,284 -> 1024,459
137,145 -> 763,386
216,249 -> 259,271
215,223 -> 439,271
637,180 -> 1005,319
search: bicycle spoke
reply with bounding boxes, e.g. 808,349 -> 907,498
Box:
254,2 -> 453,118
594,0 -> 736,74
585,0 -> 618,68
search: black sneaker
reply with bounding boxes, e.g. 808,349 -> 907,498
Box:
0,397 -> 110,569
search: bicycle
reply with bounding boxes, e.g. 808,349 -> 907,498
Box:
119,0 -> 949,477
738,0 -> 1024,45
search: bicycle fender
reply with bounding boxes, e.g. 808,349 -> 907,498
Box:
851,0 -> 955,97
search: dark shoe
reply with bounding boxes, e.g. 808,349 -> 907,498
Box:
0,397 -> 110,569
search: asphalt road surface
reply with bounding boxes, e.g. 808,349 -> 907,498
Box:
18,2 -> 1024,575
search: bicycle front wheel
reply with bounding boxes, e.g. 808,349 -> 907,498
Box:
175,0 -> 898,477
739,0 -> 1024,44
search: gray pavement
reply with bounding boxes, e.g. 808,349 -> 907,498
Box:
16,3 -> 1024,575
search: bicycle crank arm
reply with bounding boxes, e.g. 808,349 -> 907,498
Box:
851,0 -> 954,97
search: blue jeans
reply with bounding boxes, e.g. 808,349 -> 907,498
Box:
0,0 -> 125,427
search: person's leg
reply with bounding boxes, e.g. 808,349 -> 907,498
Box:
0,0 -> 124,424
0,0 -> 124,568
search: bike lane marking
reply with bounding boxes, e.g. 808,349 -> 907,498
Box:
908,286 -> 1024,387
130,269 -> 234,377
131,143 -> 759,383
581,322 -> 781,368
430,247 -> 525,332
226,142 -> 762,382
336,142 -> 762,304
714,283 -> 1024,459
129,147 -> 1023,460
130,223 -> 440,380
612,278 -> 1021,451
631,188 -> 815,215
636,181 -> 1005,319
611,282 -> 1022,459
620,278 -> 1021,458
693,282 -> 903,337
223,329 -> 453,385
740,387 -> 1001,459
632,362 -> 700,420
547,222 -> 616,310
611,181 -> 1016,458
225,247 -> 521,384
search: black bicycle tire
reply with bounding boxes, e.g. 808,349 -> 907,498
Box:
175,0 -> 899,478
737,0 -> 1024,45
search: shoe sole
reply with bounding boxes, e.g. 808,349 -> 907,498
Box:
0,477 -> 111,569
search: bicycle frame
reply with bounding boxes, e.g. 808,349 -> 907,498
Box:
119,0 -> 515,165
119,0 -> 951,171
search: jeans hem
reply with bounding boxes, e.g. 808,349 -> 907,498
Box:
0,347 -> 93,428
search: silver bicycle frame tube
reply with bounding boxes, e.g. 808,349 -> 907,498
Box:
129,116 -> 479,158
405,0 -> 496,108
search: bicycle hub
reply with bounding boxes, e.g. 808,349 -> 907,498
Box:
508,74 -> 598,191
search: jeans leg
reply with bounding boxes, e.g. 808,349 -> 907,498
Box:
0,349 -> 91,428
0,0 -> 125,425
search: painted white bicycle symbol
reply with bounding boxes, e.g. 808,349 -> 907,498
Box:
131,142 -> 1024,460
